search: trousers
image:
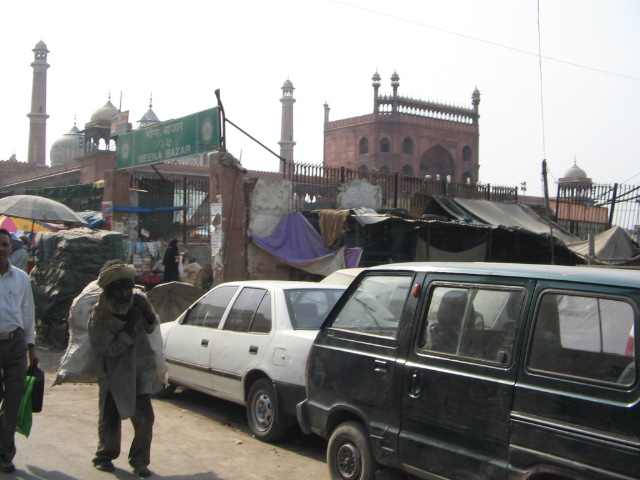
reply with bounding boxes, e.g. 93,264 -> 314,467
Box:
94,391 -> 154,468
0,331 -> 27,463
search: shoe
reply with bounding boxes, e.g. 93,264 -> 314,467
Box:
133,466 -> 152,477
93,461 -> 116,473
0,461 -> 15,473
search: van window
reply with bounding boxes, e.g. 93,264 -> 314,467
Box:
528,292 -> 636,386
418,285 -> 524,364
331,275 -> 412,338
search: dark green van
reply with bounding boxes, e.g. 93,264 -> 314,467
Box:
297,263 -> 639,480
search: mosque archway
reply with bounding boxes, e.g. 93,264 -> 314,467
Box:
420,145 -> 454,179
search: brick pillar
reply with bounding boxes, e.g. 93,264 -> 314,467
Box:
210,152 -> 247,285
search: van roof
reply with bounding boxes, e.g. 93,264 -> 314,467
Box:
366,262 -> 640,289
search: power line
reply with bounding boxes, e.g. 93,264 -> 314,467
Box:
329,0 -> 640,82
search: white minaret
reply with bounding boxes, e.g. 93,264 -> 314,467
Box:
278,79 -> 296,173
27,40 -> 50,167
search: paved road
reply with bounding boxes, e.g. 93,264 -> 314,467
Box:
9,346 -> 328,480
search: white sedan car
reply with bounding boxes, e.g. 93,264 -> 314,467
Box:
159,280 -> 345,442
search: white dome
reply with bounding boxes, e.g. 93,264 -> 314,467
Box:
90,99 -> 119,123
50,125 -> 84,166
563,162 -> 587,179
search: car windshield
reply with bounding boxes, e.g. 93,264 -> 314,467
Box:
285,288 -> 345,329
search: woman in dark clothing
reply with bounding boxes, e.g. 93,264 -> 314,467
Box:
162,239 -> 180,283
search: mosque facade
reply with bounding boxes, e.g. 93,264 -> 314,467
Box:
323,71 -> 481,185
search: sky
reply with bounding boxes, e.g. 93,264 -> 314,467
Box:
1,0 -> 639,197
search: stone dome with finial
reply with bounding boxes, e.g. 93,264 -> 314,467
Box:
564,161 -> 587,179
50,119 -> 84,166
34,40 -> 48,51
135,95 -> 161,129
559,159 -> 591,185
90,95 -> 120,123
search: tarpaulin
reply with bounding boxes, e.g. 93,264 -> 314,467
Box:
429,197 -> 579,245
250,212 -> 362,276
77,211 -> 104,228
567,226 -> 640,264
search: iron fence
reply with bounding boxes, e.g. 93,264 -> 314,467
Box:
129,174 -> 210,244
284,163 -> 519,215
556,182 -> 640,242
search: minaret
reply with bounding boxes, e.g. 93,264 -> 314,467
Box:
472,86 -> 481,125
278,79 -> 296,173
390,71 -> 400,114
27,40 -> 50,167
372,71 -> 381,115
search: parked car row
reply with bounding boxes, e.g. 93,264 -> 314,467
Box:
158,263 -> 639,480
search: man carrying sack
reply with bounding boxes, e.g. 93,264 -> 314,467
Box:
88,260 -> 163,478
0,228 -> 39,473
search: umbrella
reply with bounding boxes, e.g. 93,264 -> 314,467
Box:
0,195 -> 87,225
0,215 -> 59,233
147,281 -> 204,323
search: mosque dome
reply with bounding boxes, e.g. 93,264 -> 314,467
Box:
90,98 -> 119,123
50,124 -> 84,166
563,161 -> 588,179
282,79 -> 294,89
135,96 -> 161,129
34,40 -> 48,51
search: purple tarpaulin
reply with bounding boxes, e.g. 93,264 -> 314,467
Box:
250,212 -> 361,276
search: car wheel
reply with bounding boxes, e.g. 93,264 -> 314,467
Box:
246,378 -> 288,442
327,421 -> 377,480
154,382 -> 177,399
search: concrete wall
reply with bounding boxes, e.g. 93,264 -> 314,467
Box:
246,177 -> 293,280
337,178 -> 383,210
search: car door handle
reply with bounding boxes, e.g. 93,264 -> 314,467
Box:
201,339 -> 209,347
408,370 -> 422,397
374,359 -> 387,373
249,345 -> 258,354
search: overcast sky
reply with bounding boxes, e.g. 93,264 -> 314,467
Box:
1,0 -> 638,197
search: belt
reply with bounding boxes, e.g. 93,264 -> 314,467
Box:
0,330 -> 20,341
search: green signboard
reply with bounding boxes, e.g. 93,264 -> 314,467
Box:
116,107 -> 220,169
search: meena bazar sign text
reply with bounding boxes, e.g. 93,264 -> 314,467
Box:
116,107 -> 220,169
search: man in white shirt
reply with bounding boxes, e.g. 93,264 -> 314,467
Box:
0,228 -> 39,473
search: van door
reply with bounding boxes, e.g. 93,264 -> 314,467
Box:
511,283 -> 640,479
399,276 -> 533,479
308,272 -> 416,465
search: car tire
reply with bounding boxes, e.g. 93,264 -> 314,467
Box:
327,421 -> 377,480
246,378 -> 288,442
155,382 -> 177,399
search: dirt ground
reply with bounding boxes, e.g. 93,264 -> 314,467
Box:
9,346 -> 328,480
